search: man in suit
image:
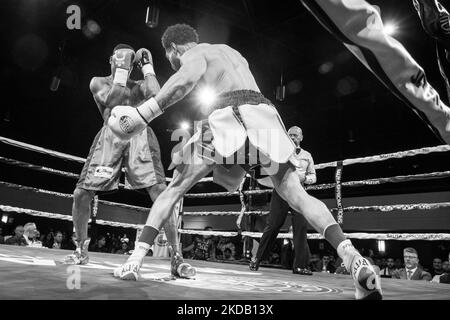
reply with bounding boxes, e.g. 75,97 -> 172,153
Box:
5,225 -> 27,246
392,247 -> 432,281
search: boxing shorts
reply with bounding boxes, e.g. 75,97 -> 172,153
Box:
169,90 -> 296,191
77,125 -> 166,191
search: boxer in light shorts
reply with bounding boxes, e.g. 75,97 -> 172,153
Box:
108,24 -> 381,299
63,43 -> 195,279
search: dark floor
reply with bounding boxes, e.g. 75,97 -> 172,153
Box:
0,245 -> 449,300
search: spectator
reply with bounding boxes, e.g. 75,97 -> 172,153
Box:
268,252 -> 280,265
223,248 -> 235,261
217,237 -> 236,261
62,232 -> 78,251
309,253 -> 321,272
109,234 -> 118,253
90,235 -> 109,253
51,231 -> 64,249
380,257 -> 397,277
442,260 -> 450,273
392,247 -> 432,281
318,254 -> 336,273
374,258 -> 382,269
23,223 -> 42,247
431,252 -> 450,284
62,232 -> 68,245
430,258 -> 444,277
379,258 -> 387,271
44,232 -> 54,248
192,227 -> 215,260
115,241 -> 131,255
5,225 -> 27,246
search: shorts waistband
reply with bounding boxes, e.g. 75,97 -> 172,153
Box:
214,90 -> 273,110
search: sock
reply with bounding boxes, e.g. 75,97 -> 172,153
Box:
129,242 -> 151,261
139,225 -> 160,246
337,239 -> 360,272
323,223 -> 346,249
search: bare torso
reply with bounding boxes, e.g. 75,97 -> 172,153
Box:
91,77 -> 146,123
191,43 -> 260,95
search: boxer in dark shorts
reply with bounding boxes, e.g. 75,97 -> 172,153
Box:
108,24 -> 381,299
63,43 -> 195,278
414,0 -> 450,102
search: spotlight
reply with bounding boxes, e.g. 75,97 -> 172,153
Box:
50,73 -> 61,92
383,22 -> 398,36
276,72 -> 285,101
1,214 -> 8,224
180,121 -> 190,130
145,2 -> 160,28
82,20 -> 101,39
198,87 -> 216,106
318,61 -> 334,74
377,240 -> 385,253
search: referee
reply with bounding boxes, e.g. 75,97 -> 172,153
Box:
250,126 -> 316,275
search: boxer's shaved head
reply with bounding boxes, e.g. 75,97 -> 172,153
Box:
161,24 -> 199,49
112,43 -> 134,54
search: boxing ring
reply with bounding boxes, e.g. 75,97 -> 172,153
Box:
1,136 -> 450,300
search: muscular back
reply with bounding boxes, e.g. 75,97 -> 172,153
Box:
186,43 -> 260,95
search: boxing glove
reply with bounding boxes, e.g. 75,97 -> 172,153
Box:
112,48 -> 135,86
135,48 -> 155,77
108,98 -> 163,140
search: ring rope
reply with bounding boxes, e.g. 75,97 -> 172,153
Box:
3,135 -> 449,175
2,204 -> 449,240
3,180 -> 448,218
333,202 -> 450,213
0,205 -> 142,229
11,154 -> 448,195
0,156 -> 80,179
0,181 -> 150,213
0,157 -> 126,189
2,136 -> 450,240
184,170 -> 450,198
0,136 -> 86,163
0,150 -> 343,199
0,136 -> 216,183
183,201 -> 450,216
178,229 -> 450,241
183,210 -> 268,216
315,144 -> 450,169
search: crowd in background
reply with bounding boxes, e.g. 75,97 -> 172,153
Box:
0,222 -> 134,255
2,222 -> 450,284
179,226 -> 450,284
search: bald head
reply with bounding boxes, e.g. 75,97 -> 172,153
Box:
288,126 -> 303,145
14,225 -> 24,237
